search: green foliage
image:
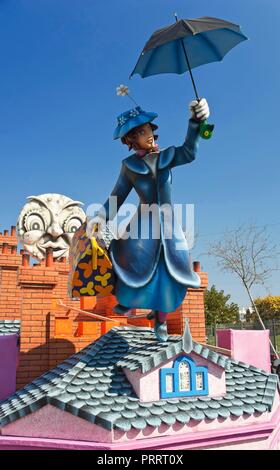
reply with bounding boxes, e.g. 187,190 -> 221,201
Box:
254,296 -> 280,320
245,296 -> 280,321
204,285 -> 239,326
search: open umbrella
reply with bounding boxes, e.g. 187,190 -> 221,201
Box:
130,15 -> 248,139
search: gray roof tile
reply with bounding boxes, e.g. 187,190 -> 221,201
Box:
150,406 -> 165,416
188,409 -> 205,421
163,403 -> 178,413
125,402 -> 139,410
232,398 -> 244,407
255,375 -> 268,382
204,409 -> 219,420
111,403 -> 125,412
261,396 -> 274,407
253,403 -> 268,413
98,411 -> 122,423
193,401 -> 209,410
235,385 -> 246,391
254,395 -> 265,403
166,398 -> 181,403
218,407 -> 231,418
131,417 -> 146,430
0,320 -> 21,336
113,396 -> 128,404
114,418 -> 131,432
242,404 -> 255,415
136,408 -> 150,417
122,410 -> 137,419
198,396 -> 212,402
153,400 -> 166,407
230,406 -> 244,417
245,383 -> 256,390
223,394 -> 235,400
176,412 -> 191,424
246,391 -> 258,398
219,399 -> 232,408
146,415 -> 162,427
161,413 -> 177,425
242,397 -> 257,405
233,391 -> 247,398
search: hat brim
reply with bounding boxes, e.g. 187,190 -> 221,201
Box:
113,112 -> 158,140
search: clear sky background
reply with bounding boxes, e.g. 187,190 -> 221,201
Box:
0,0 -> 279,308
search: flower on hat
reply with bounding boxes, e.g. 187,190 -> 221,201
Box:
129,108 -> 140,117
116,85 -> 129,97
118,115 -> 127,125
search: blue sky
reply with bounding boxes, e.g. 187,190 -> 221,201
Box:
0,0 -> 279,307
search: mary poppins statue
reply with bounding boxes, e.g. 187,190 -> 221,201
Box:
87,93 -> 210,342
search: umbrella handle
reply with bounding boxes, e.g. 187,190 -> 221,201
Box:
199,120 -> 215,139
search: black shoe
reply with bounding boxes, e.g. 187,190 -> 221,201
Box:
113,304 -> 131,315
146,310 -> 156,320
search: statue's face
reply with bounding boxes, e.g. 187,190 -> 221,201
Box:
128,123 -> 155,150
17,194 -> 86,260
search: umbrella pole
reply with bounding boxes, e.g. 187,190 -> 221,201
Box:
181,40 -> 200,102
174,13 -> 200,102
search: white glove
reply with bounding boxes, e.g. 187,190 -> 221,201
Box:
189,98 -> 210,122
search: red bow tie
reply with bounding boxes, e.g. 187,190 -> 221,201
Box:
137,144 -> 159,157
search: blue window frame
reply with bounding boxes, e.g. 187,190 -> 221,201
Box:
160,356 -> 208,398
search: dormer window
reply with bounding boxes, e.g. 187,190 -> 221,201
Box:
160,356 -> 208,398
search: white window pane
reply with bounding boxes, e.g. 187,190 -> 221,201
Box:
179,362 -> 190,391
196,372 -> 203,390
166,374 -> 173,393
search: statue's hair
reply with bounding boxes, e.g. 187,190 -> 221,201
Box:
121,123 -> 158,151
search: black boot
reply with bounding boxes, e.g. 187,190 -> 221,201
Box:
146,310 -> 156,320
113,304 -> 131,315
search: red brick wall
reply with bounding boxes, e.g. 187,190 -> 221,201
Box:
0,227 -> 21,321
166,271 -> 208,343
0,226 -> 208,388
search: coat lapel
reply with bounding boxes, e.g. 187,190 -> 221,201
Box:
122,154 -> 150,174
158,146 -> 175,170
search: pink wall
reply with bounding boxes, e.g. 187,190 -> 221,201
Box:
1,404 -> 113,443
216,329 -> 271,372
123,351 -> 226,402
0,334 -> 18,401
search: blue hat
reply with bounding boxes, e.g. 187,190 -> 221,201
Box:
113,106 -> 158,140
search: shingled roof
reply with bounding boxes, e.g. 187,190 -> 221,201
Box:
0,320 -> 21,336
0,326 -> 278,432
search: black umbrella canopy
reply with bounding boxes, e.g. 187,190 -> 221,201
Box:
130,15 -> 248,138
142,17 -> 244,52
130,16 -> 248,82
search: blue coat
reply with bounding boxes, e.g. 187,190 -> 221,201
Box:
103,119 -> 201,289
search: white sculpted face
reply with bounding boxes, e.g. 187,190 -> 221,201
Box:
17,194 -> 86,260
